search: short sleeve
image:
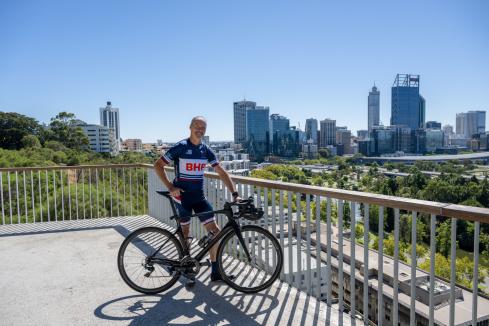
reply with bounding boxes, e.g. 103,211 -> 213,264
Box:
161,143 -> 182,164
206,146 -> 219,167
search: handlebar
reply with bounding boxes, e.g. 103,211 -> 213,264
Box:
228,197 -> 264,221
156,191 -> 264,221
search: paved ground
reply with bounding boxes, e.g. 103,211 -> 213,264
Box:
0,216 -> 357,326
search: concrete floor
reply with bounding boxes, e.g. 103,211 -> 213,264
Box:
0,216 -> 357,326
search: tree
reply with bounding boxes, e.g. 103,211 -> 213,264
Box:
48,112 -> 89,150
0,112 -> 43,149
437,219 -> 453,257
21,135 -> 41,148
420,254 -> 488,289
250,169 -> 278,180
318,148 -> 331,159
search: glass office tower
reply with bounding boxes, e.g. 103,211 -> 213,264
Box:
391,74 -> 425,130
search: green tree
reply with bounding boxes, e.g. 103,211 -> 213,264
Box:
48,112 -> 89,150
437,219 -> 453,257
250,169 -> 279,180
318,148 -> 331,159
21,134 -> 41,148
0,112 -> 43,149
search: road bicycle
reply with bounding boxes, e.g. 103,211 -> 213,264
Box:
117,190 -> 283,294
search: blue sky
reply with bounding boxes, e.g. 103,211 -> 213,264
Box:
1,0 -> 488,142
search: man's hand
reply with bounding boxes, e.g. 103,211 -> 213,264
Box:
168,184 -> 183,197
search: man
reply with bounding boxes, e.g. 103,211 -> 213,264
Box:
154,116 -> 240,284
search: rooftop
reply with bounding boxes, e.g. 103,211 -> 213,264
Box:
0,215 -> 357,326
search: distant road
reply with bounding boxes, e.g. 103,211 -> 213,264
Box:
358,152 -> 489,164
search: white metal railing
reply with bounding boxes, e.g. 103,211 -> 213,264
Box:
0,164 -> 148,224
2,164 -> 489,326
146,166 -> 489,326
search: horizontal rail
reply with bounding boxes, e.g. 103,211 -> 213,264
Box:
147,164 -> 489,223
3,163 -> 489,223
0,164 -> 144,173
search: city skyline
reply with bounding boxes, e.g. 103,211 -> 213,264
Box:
1,1 -> 488,142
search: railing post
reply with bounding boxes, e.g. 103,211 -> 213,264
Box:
378,206 -> 384,326
429,213 -> 436,326
338,199 -> 344,313
449,217 -> 457,326
410,211 -> 417,325
326,197 -> 333,306
0,172 -> 4,225
363,203 -> 369,322
472,221 -> 480,326
393,208 -> 400,326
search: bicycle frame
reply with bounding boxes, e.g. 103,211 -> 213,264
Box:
149,192 -> 252,268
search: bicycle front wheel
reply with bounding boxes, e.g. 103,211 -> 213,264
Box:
117,227 -> 183,294
217,225 -> 283,293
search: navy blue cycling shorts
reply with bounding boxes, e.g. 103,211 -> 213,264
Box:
173,192 -> 215,226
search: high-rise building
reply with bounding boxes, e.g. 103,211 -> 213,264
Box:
78,123 -> 118,155
246,106 -> 270,159
319,119 -> 336,147
442,124 -> 454,147
391,74 -> 425,130
456,113 -> 466,136
425,121 -> 441,129
368,85 -> 380,134
393,125 -> 412,153
456,111 -> 486,138
372,126 -> 395,155
425,129 -> 444,152
99,101 -> 120,150
475,110 -> 487,133
357,130 -> 369,140
302,139 -> 318,159
336,128 -> 352,155
269,114 -> 290,135
305,118 -> 318,144
233,100 -> 256,145
270,114 -> 290,156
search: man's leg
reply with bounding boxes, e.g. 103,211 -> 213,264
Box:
194,199 -> 226,281
203,221 -> 220,261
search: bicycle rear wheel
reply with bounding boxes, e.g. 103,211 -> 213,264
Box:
117,227 -> 183,294
217,225 -> 283,293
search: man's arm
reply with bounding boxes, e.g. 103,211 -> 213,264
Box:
214,164 -> 239,200
154,158 -> 181,197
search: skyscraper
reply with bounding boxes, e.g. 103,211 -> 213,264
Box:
456,111 -> 486,138
233,100 -> 256,145
368,85 -> 380,134
269,114 -> 290,135
336,128 -> 352,155
305,118 -> 318,144
425,121 -> 442,129
246,106 -> 270,159
319,119 -> 336,147
100,101 -> 120,149
391,74 -> 425,130
270,114 -> 290,155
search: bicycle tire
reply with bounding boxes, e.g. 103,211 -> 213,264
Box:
217,225 -> 283,293
117,227 -> 183,294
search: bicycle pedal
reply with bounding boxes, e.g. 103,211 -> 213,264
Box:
200,259 -> 211,267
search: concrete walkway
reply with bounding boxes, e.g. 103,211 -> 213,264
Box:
0,216 -> 357,326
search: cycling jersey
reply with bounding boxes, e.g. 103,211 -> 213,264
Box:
161,138 -> 218,225
161,138 -> 219,192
